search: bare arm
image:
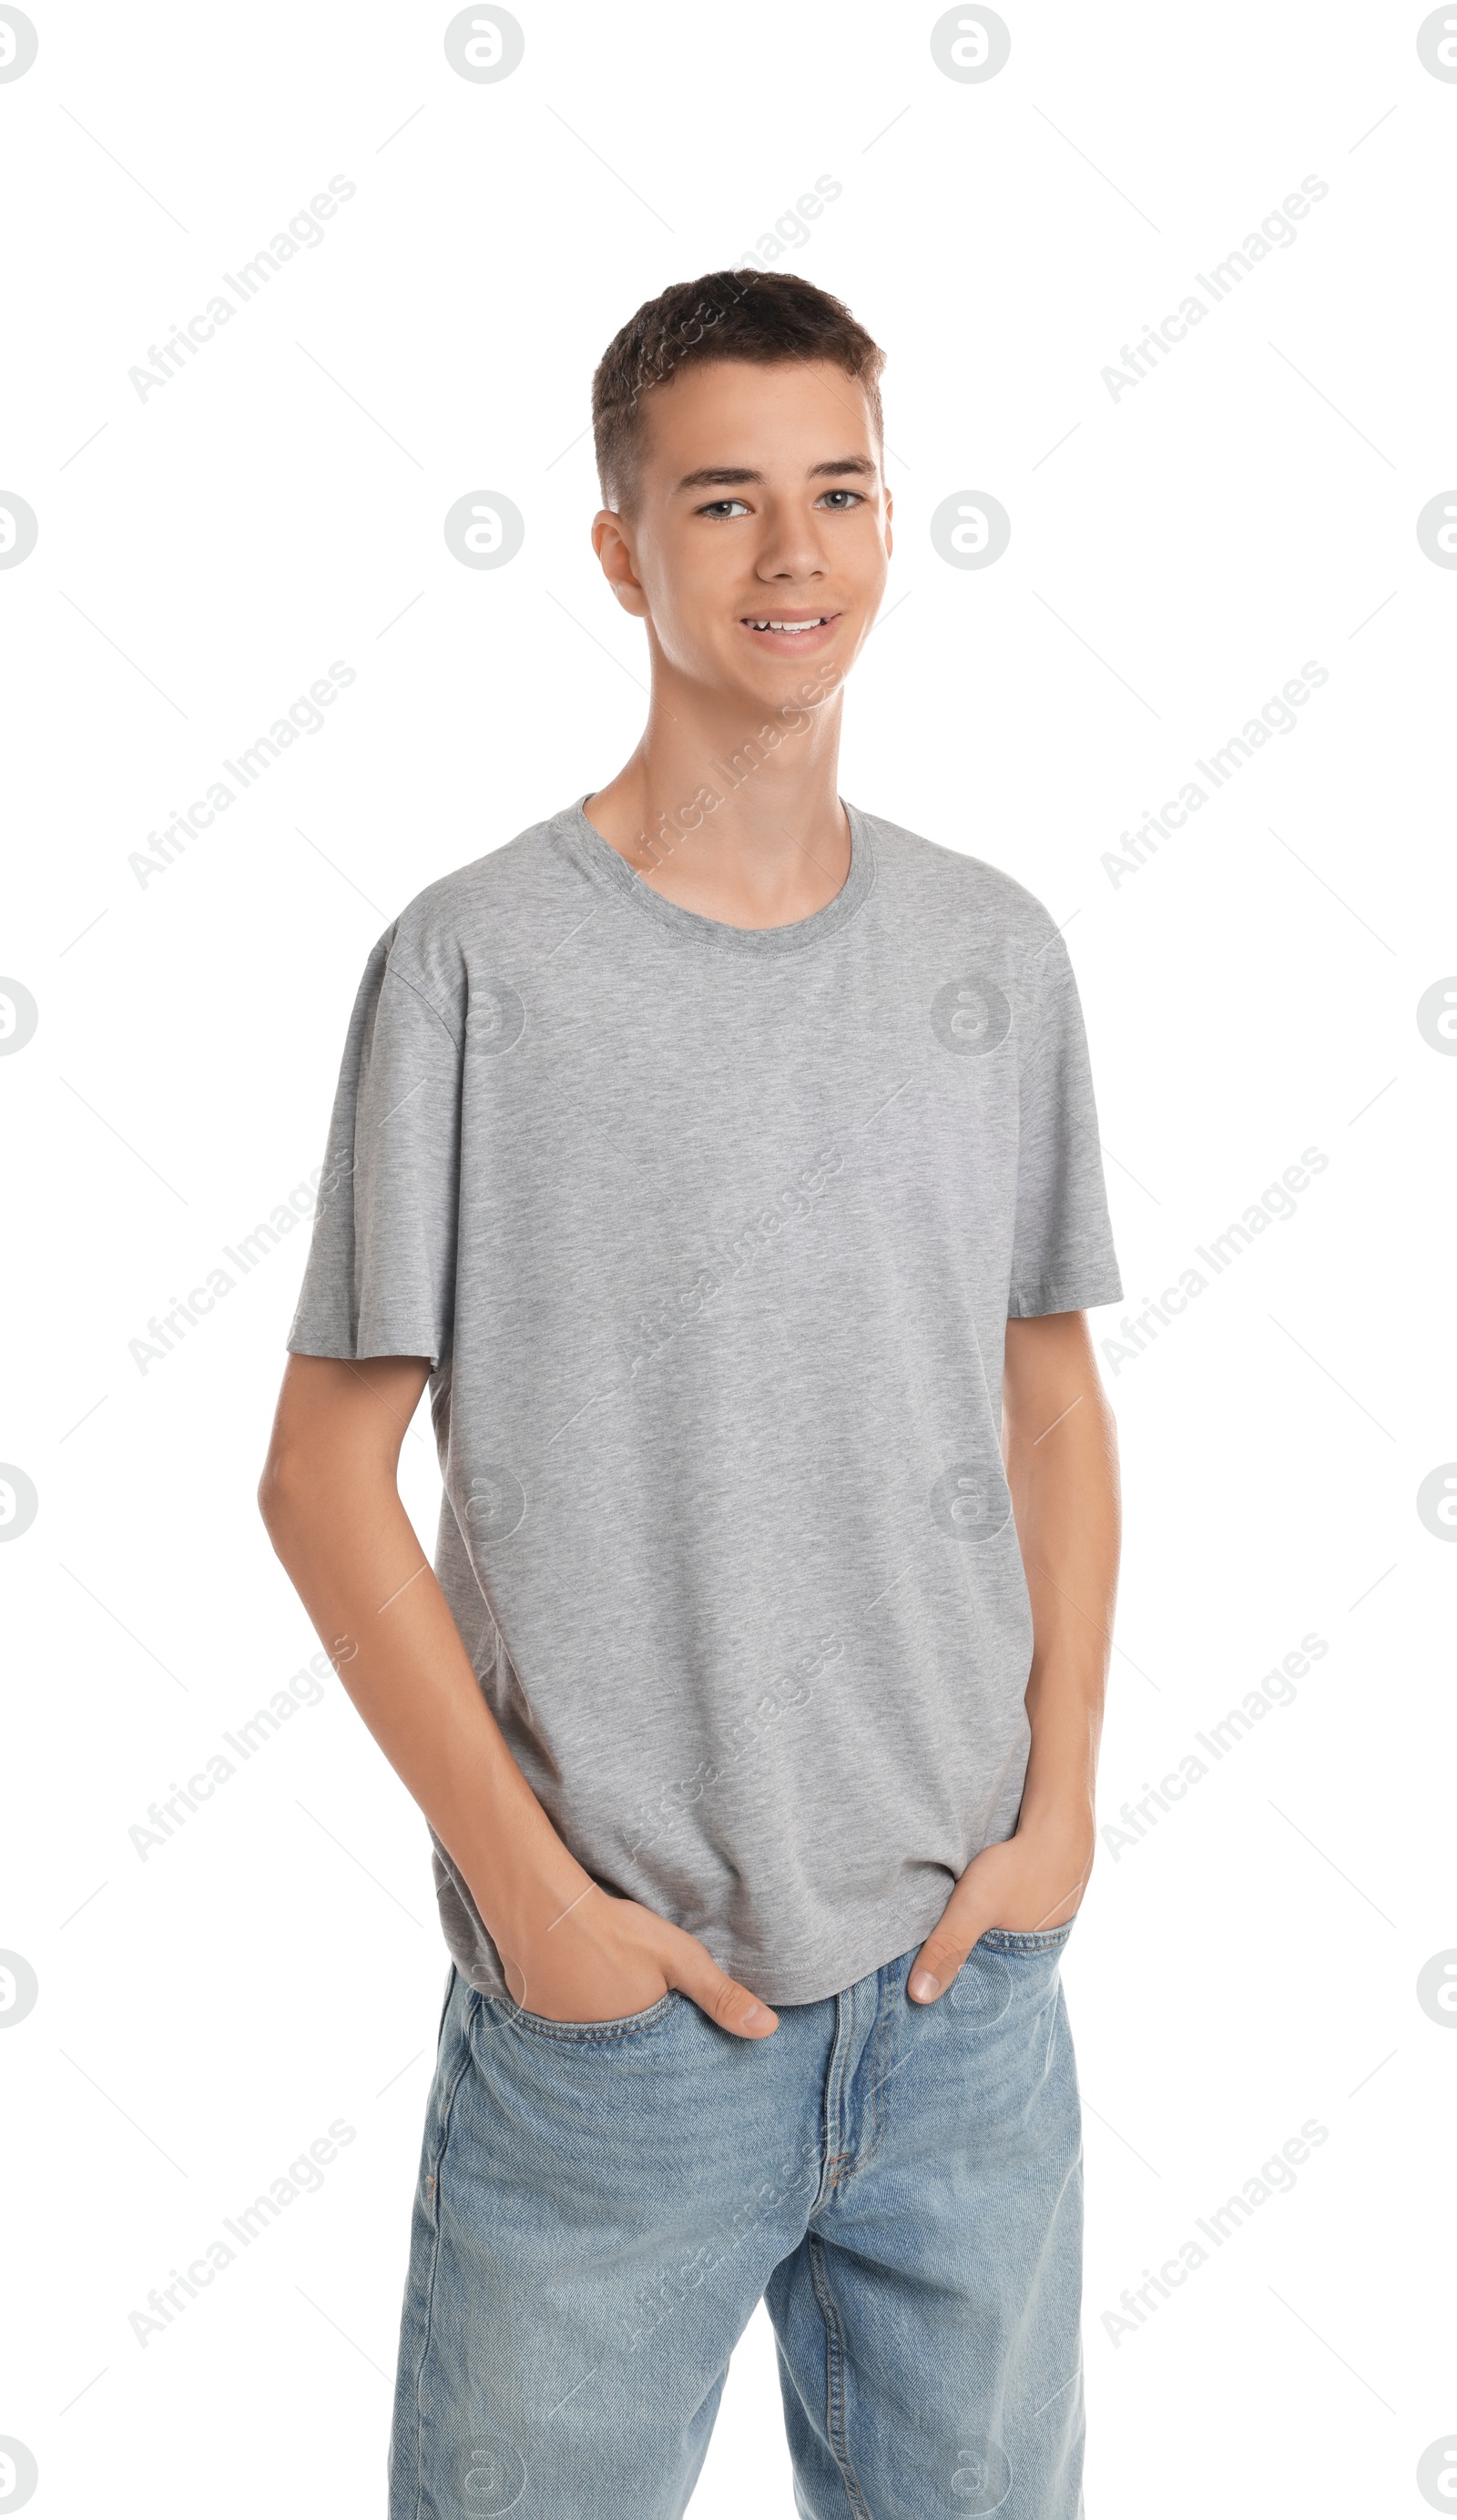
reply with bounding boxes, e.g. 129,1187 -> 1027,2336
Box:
258,1355 -> 778,2034
908,1309 -> 1121,2001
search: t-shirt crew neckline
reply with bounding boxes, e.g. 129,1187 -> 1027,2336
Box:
561,791 -> 877,956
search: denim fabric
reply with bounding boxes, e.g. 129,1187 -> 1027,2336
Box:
388,1929 -> 1084,2519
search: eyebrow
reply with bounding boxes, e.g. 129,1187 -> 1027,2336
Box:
673,455 -> 878,493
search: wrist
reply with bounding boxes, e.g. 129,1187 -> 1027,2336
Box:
1016,1786 -> 1095,1837
467,1835 -> 596,1956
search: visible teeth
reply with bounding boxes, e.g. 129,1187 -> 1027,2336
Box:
748,617 -> 825,632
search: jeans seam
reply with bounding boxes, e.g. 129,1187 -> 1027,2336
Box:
405,1987 -> 479,2520
810,1983 -> 855,2214
807,2231 -> 873,2520
843,1972 -> 894,2187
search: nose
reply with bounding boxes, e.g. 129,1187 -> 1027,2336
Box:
751,500 -> 831,588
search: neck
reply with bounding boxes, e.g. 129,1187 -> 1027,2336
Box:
583,654 -> 851,929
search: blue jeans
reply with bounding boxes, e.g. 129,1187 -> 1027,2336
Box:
388,1928 -> 1084,2519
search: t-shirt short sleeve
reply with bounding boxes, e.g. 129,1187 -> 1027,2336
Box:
287,928 -> 464,1367
1007,925 -> 1123,1317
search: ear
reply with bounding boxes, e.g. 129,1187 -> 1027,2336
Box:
592,509 -> 650,618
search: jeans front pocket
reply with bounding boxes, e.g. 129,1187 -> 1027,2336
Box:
487,1987 -> 686,2044
975,1922 -> 1075,1955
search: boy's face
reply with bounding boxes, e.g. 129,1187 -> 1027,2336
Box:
594,356 -> 892,708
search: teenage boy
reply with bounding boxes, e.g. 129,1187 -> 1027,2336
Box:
260,269 -> 1123,2520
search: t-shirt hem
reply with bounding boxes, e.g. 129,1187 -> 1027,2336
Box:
285,1327 -> 446,1366
446,1885 -> 967,2013
1007,1273 -> 1124,1317
738,1892 -> 971,2007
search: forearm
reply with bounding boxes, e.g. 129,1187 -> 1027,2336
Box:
1003,1322 -> 1121,1823
260,1445 -> 585,1951
257,1356 -> 776,2032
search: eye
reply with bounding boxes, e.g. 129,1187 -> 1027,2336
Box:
816,488 -> 866,510
696,497 -> 751,519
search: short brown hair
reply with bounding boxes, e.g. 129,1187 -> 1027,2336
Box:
591,269 -> 885,515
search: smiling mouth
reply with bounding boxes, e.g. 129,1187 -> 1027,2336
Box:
740,613 -> 839,635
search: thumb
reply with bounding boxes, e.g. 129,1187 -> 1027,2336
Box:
908,1907 -> 990,2006
667,1936 -> 779,2039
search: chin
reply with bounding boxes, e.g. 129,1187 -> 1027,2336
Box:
724,645 -> 844,703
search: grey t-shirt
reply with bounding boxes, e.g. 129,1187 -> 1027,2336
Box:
287,796 -> 1122,2005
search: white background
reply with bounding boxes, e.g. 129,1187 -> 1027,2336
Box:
3,2 -> 1454,2514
